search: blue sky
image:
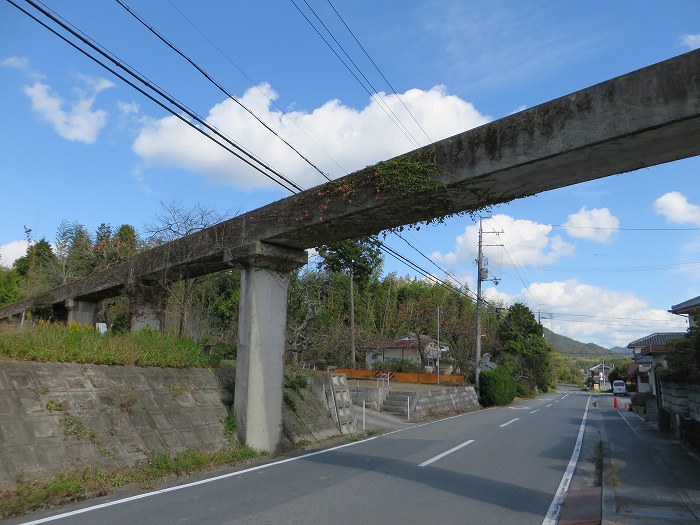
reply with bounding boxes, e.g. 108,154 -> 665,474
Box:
1,0 -> 699,348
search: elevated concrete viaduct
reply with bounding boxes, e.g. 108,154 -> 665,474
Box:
2,49 -> 700,452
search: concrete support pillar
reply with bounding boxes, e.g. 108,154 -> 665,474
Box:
129,282 -> 166,332
232,242 -> 306,453
65,299 -> 98,327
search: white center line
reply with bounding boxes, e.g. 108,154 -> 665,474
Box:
418,439 -> 475,467
499,418 -> 519,428
546,403 -> 553,407
530,409 -> 540,413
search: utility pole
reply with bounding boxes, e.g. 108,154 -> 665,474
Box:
437,305 -> 441,385
475,220 -> 484,390
474,217 -> 502,391
350,269 -> 355,369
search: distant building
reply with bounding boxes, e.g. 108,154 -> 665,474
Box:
365,333 -> 450,373
626,332 -> 686,397
588,363 -> 613,391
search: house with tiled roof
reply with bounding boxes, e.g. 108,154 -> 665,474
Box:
588,363 -> 613,391
669,294 -> 700,328
365,333 -> 450,372
627,332 -> 686,397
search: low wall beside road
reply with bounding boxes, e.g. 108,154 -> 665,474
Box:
658,380 -> 700,451
0,361 -> 351,484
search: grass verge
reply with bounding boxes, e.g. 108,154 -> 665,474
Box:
0,322 -> 209,367
0,445 -> 261,519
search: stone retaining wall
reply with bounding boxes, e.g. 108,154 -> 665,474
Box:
658,380 -> 700,450
0,361 -> 348,484
660,381 -> 689,416
412,387 -> 479,417
0,361 -> 231,484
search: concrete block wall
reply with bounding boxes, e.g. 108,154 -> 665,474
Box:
688,384 -> 700,422
412,387 -> 479,418
0,361 -> 231,484
660,381 -> 690,417
349,386 -> 388,409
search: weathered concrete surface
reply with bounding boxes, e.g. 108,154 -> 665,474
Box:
0,361 -> 230,484
0,362 -> 352,484
282,376 -> 355,447
2,49 -> 699,317
353,386 -> 480,418
234,267 -> 292,453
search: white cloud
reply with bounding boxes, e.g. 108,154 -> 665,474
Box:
23,76 -> 114,143
1,55 -> 43,81
653,191 -> 700,225
0,240 -> 29,268
562,206 -> 619,243
117,100 -> 140,116
432,214 -> 575,270
681,34 -> 700,50
1,56 -> 30,70
513,279 -> 687,348
132,83 -> 490,190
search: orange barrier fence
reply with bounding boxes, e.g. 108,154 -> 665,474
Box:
331,368 -> 465,385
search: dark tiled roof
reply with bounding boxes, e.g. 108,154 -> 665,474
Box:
369,334 -> 436,350
626,332 -> 686,348
670,295 -> 700,313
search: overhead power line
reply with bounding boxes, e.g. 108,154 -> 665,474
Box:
289,0 -> 422,148
325,0 -> 432,143
164,0 -> 348,177
13,0 -> 303,194
551,225 -> 700,231
114,0 -> 332,183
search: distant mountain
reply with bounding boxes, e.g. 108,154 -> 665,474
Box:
543,328 -> 628,359
608,346 -> 632,356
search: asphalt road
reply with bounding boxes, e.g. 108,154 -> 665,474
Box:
12,387 -> 592,525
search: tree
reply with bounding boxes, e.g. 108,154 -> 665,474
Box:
666,314 -> 700,381
143,201 -> 230,338
496,303 -> 555,393
317,236 -> 383,368
0,267 -> 22,307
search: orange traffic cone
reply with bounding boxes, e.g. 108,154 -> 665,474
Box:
613,396 -> 619,409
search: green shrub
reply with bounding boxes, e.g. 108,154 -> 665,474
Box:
479,367 -> 516,407
515,382 -> 533,398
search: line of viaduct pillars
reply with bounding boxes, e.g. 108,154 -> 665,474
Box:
56,245 -> 305,454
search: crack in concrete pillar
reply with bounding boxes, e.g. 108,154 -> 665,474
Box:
232,242 -> 307,453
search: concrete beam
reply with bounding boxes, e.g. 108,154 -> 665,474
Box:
65,299 -> 98,327
1,49 -> 699,318
234,245 -> 306,452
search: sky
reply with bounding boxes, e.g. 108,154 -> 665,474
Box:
1,0 -> 700,349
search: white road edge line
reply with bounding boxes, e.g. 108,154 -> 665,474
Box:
499,418 -> 519,428
541,395 -> 591,525
418,440 -> 475,467
15,437 -> 376,525
17,405 -> 495,524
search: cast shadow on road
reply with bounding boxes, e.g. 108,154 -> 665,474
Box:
301,441 -> 552,516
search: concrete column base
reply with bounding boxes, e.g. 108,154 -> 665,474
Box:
129,283 -> 166,332
235,267 -> 290,453
65,299 -> 98,327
